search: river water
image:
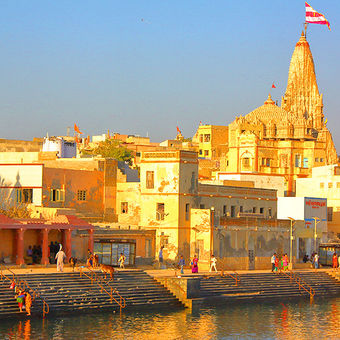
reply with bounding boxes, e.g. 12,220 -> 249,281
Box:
0,297 -> 339,339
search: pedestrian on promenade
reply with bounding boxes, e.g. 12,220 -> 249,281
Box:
159,246 -> 164,269
191,255 -> 198,273
209,254 -> 217,272
178,255 -> 185,274
118,253 -> 126,269
24,290 -> 32,316
314,253 -> 319,270
283,253 -> 289,271
55,244 -> 66,272
274,255 -> 279,273
271,253 -> 276,272
332,253 -> 338,270
338,254 -> 340,270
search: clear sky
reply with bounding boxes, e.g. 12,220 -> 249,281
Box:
1,1 -> 339,149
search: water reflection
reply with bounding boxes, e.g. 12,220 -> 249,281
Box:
1,297 -> 339,339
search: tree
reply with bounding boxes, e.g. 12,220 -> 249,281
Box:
82,139 -> 133,164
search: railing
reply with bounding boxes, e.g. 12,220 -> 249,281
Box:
220,270 -> 240,286
279,270 -> 315,300
0,264 -> 50,317
79,267 -> 126,311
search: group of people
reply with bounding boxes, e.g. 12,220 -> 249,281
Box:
26,245 -> 42,264
175,254 -> 218,274
49,241 -> 61,264
270,253 -> 290,272
302,252 -> 320,269
10,282 -> 32,316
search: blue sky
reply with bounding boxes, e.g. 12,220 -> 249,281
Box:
0,1 -> 339,149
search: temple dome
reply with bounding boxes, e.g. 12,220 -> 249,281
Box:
244,94 -> 292,123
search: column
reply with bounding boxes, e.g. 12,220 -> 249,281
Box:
16,228 -> 25,266
64,229 -> 72,260
41,228 -> 49,265
88,229 -> 94,254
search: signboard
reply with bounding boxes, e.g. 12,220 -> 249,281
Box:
304,197 -> 327,232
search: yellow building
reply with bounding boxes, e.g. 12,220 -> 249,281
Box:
193,32 -> 337,195
117,150 -> 282,268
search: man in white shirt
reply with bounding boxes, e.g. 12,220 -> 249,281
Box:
314,253 -> 319,269
271,253 -> 276,273
210,254 -> 217,272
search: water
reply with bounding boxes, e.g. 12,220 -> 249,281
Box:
0,297 -> 339,339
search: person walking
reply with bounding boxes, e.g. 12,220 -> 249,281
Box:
274,255 -> 279,273
209,254 -> 217,272
283,253 -> 289,271
332,252 -> 338,270
118,253 -> 126,269
338,254 -> 340,271
314,253 -> 319,270
271,253 -> 276,272
55,244 -> 66,272
15,289 -> 25,313
191,255 -> 198,273
178,255 -> 185,274
159,246 -> 164,269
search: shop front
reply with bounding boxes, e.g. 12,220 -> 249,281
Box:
94,239 -> 136,266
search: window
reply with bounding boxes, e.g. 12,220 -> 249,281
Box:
16,189 -> 33,203
240,206 -> 243,213
320,182 -> 324,189
231,205 -> 236,217
77,190 -> 87,201
50,189 -> 65,202
156,203 -> 165,221
266,158 -> 271,167
121,202 -> 128,214
328,207 -> 333,222
223,205 -> 227,216
337,183 -> 340,189
145,239 -> 152,258
200,204 -> 205,209
242,158 -> 250,167
268,208 -> 272,217
328,182 -> 333,189
303,158 -> 308,168
320,158 -> 324,162
185,203 -> 190,221
136,152 -> 141,157
261,158 -> 265,166
252,207 -> 256,213
146,171 -> 154,189
204,150 -> 209,156
295,154 -> 301,167
199,134 -> 203,143
315,158 -> 319,162
260,207 -> 264,214
226,160 -> 229,167
199,149 -> 202,155
160,234 -> 169,247
204,134 -> 211,142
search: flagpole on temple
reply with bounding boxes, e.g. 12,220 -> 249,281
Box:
304,22 -> 308,38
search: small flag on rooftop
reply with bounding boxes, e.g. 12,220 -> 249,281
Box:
305,2 -> 331,31
74,124 -> 82,134
272,83 -> 276,89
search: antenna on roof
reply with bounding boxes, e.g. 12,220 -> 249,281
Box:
67,126 -> 71,137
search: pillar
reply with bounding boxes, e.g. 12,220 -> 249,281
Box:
62,229 -> 72,261
16,228 -> 25,266
88,229 -> 94,254
41,228 -> 49,265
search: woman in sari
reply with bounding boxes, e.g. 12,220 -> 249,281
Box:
191,255 -> 198,273
332,253 -> 338,270
283,253 -> 289,271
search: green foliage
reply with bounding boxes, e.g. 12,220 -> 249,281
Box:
82,139 -> 133,164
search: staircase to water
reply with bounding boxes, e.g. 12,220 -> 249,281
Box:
0,270 -> 183,318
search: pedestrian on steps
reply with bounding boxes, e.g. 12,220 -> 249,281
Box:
271,253 -> 276,272
24,290 -> 32,316
314,253 -> 319,270
178,255 -> 185,274
118,253 -> 126,269
209,254 -> 217,272
55,244 -> 66,272
332,253 -> 338,270
159,246 -> 164,269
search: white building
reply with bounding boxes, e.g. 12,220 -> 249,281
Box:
42,137 -> 76,158
277,197 -> 327,258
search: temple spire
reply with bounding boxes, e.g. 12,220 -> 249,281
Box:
281,31 -> 323,128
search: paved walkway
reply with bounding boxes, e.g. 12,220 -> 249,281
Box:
0,264 -> 335,277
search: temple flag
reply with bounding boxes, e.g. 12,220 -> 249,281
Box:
176,126 -> 181,134
272,83 -> 276,89
305,2 -> 331,30
74,124 -> 82,134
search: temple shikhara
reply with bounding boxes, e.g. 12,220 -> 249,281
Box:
194,32 -> 337,196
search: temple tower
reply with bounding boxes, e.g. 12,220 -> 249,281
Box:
281,31 -> 323,130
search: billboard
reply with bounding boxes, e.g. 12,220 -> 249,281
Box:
304,197 -> 327,232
